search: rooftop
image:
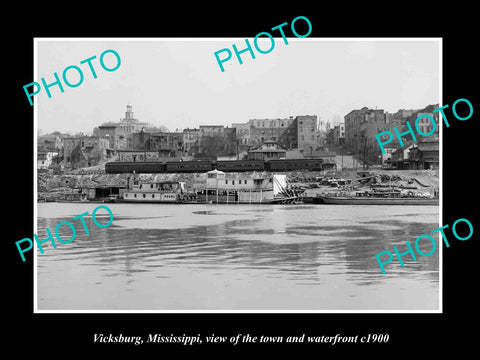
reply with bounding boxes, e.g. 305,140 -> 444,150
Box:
417,142 -> 439,152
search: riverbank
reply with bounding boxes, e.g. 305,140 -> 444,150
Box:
37,169 -> 439,201
300,169 -> 439,199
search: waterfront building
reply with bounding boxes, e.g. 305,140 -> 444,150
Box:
409,138 -> 439,170
391,144 -> 416,169
193,169 -> 293,204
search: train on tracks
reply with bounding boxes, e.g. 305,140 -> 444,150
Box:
105,159 -> 335,174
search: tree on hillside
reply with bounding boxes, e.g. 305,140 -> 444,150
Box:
196,135 -> 230,159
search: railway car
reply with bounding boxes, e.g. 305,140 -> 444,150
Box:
105,161 -> 164,174
164,160 -> 213,173
215,160 -> 266,172
267,159 -> 324,172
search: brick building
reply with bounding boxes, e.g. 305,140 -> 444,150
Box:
93,105 -> 149,150
296,115 -> 319,155
149,132 -> 184,158
63,136 -> 111,168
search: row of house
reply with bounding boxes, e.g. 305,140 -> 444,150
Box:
390,138 -> 439,170
232,115 -> 319,154
323,104 -> 440,170
38,105 -> 323,170
38,103 -> 439,172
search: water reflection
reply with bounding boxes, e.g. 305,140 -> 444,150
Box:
36,203 -> 439,310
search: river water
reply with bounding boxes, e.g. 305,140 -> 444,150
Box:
36,203 -> 440,311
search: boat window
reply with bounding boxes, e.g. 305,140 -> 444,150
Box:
124,194 -> 128,198
232,180 -> 235,185
143,194 -> 146,198
151,184 -> 153,188
134,194 -> 137,198
225,180 -> 228,184
152,194 -> 155,198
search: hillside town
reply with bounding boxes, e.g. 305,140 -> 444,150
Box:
38,103 -> 439,174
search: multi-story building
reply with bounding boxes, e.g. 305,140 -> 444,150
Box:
93,105 -> 149,150
183,128 -> 200,156
199,125 -> 225,137
117,105 -> 149,132
231,122 -> 251,150
63,136 -> 111,168
148,132 -> 184,158
296,115 -> 318,155
392,109 -> 416,122
94,123 -> 129,150
248,117 -> 297,149
223,127 -> 238,155
345,107 -> 387,152
344,107 -> 408,164
197,125 -> 237,158
344,107 -> 368,152
333,123 -> 345,145
230,115 -> 320,153
413,112 -> 439,137
403,106 -> 440,138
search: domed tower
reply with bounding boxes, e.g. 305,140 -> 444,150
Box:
125,104 -> 134,121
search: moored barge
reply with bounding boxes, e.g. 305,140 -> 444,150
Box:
315,189 -> 438,205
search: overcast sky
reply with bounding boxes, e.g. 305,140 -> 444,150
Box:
35,38 -> 440,135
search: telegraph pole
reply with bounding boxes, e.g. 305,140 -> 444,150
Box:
363,136 -> 367,171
